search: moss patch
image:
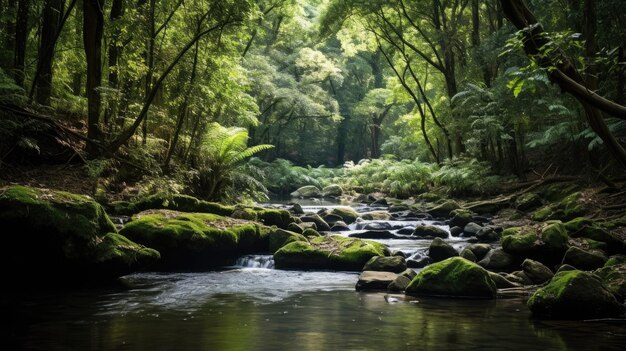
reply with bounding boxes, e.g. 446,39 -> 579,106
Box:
528,270 -> 624,319
405,257 -> 496,299
273,235 -> 389,271
120,210 -> 268,270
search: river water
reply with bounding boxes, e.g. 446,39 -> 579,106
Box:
6,203 -> 626,350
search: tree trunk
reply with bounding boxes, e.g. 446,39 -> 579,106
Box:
143,0 -> 156,145
13,0 -> 28,87
104,0 -> 124,128
618,47 -> 625,105
499,0 -> 626,167
164,40 -> 200,169
4,0 -> 16,69
83,0 -> 104,154
33,0 -> 66,106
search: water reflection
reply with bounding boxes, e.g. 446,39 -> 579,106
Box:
10,271 -> 626,351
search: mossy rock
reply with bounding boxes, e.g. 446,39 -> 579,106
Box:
254,208 -> 297,229
0,186 -> 115,260
273,235 -> 389,271
269,229 -> 307,253
540,222 -> 570,254
428,237 -> 459,262
290,185 -> 322,198
413,225 -> 449,239
449,209 -> 475,228
0,186 -> 143,283
561,247 -> 607,271
302,228 -> 322,237
515,192 -> 542,212
131,193 -> 235,216
604,255 -> 626,268
531,193 -> 586,222
300,213 -> 331,231
527,270 -> 624,319
93,233 -> 161,278
330,206 -> 359,224
570,225 -> 623,254
360,211 -> 392,221
426,201 -> 460,218
362,256 -> 407,273
322,184 -> 343,197
501,228 -> 539,256
522,259 -> 554,284
405,257 -> 497,299
594,263 -> 626,302
531,206 -> 555,221
538,182 -> 581,202
120,210 -> 268,270
564,217 -> 593,233
107,201 -> 138,216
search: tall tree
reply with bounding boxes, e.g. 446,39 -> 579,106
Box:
13,0 -> 29,87
83,0 -> 105,153
32,0 -> 66,105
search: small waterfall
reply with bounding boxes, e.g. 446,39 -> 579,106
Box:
235,255 -> 274,269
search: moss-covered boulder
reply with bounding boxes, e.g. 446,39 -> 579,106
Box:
540,222 -> 570,254
449,209 -> 475,228
405,257 -> 497,299
522,259 -> 554,284
362,256 -> 407,273
129,193 -> 235,216
120,210 -> 269,270
515,192 -> 542,211
322,184 -> 343,197
253,208 -> 297,229
273,235 -> 389,271
300,214 -> 331,231
564,217 -> 593,233
501,227 -> 539,256
531,192 -> 586,222
428,237 -> 459,262
290,185 -> 322,198
269,229 -> 307,253
570,225 -> 623,254
93,233 -> 161,278
604,255 -> 626,268
595,263 -> 626,302
426,201 -> 460,218
413,225 -> 449,239
360,211 -> 391,221
561,247 -> 607,271
477,248 -> 515,270
0,186 -> 140,282
329,206 -> 359,224
527,270 -> 625,319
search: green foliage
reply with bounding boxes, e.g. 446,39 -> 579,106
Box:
192,123 -> 273,202
431,159 -> 502,196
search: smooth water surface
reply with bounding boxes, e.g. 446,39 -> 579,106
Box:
7,268 -> 626,351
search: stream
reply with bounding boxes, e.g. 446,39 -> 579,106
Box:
6,201 -> 626,350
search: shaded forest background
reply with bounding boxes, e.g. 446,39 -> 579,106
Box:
0,0 -> 625,202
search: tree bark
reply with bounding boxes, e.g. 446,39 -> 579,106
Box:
499,0 -> 626,167
13,0 -> 28,87
104,0 -> 124,128
32,0 -> 66,106
83,0 -> 105,154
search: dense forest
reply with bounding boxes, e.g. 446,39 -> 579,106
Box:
0,0 -> 624,202
3,1 -> 626,349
